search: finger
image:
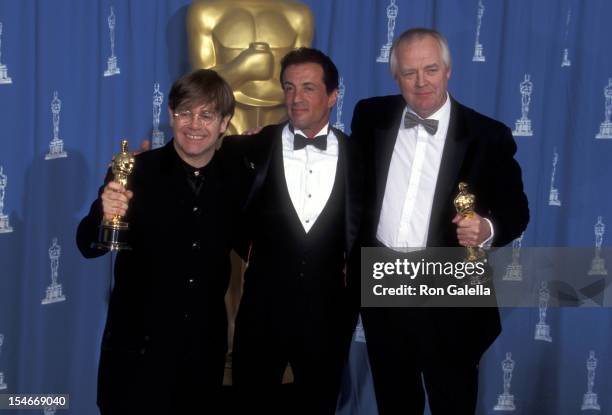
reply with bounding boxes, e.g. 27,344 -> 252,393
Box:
458,217 -> 480,229
102,196 -> 129,211
456,230 -> 476,239
131,140 -> 151,156
102,190 -> 129,205
103,208 -> 127,222
102,200 -> 128,219
105,181 -> 126,194
241,126 -> 263,135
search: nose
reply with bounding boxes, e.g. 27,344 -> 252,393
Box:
292,88 -> 305,104
189,114 -> 204,128
415,71 -> 426,88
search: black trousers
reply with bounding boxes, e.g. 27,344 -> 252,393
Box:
362,308 -> 483,415
232,312 -> 353,415
97,346 -> 226,414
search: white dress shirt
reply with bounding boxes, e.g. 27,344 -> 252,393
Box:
376,96 -> 451,248
282,123 -> 338,233
376,96 -> 494,249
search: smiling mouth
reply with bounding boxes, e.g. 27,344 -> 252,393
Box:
186,134 -> 206,140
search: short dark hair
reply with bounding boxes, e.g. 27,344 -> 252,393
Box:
280,47 -> 339,94
168,69 -> 235,118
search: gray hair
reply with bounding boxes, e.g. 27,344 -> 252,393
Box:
389,28 -> 452,79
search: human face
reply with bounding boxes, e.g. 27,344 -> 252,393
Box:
169,102 -> 230,168
394,36 -> 451,118
282,63 -> 337,138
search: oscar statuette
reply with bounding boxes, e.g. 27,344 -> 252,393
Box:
96,139 -> 135,251
454,182 -> 485,262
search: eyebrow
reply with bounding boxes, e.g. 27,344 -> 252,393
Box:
283,81 -> 318,88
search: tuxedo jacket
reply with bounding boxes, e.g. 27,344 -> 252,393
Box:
76,141 -> 247,411
352,95 -> 529,357
223,123 -> 362,338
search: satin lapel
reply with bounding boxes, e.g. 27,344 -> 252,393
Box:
374,101 -> 405,216
427,99 -> 470,246
334,128 -> 358,253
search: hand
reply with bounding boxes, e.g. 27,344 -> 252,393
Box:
101,181 -> 133,222
133,139 -> 151,155
452,212 -> 491,247
241,126 -> 263,135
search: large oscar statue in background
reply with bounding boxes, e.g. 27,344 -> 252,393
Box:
187,0 -> 314,135
187,0 -> 314,385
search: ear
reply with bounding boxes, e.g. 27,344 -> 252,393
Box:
328,88 -> 338,109
219,115 -> 232,134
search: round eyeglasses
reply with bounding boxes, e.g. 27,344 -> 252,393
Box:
173,110 -> 219,126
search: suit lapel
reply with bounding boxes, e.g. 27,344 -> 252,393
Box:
333,127 -> 359,253
427,98 -> 470,246
374,97 -> 405,216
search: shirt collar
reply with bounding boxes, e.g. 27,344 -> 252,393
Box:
292,123 -> 330,138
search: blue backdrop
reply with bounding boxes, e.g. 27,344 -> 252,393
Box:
0,1 -> 611,414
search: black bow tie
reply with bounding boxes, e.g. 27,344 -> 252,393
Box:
293,133 -> 327,151
404,112 -> 439,135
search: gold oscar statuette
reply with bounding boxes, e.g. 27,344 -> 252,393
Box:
454,182 -> 485,262
96,139 -> 135,251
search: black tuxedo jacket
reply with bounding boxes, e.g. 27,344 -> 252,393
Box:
223,123 -> 362,335
224,123 -> 362,263
352,95 -> 529,357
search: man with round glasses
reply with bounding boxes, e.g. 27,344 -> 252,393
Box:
77,69 -> 247,413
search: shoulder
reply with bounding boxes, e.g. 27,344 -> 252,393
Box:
451,99 -> 517,156
352,95 -> 404,126
222,123 -> 284,154
130,144 -> 166,173
219,123 -> 285,168
453,99 -> 510,136
354,94 -> 404,112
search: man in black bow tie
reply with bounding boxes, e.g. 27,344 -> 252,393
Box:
351,28 -> 529,414
225,47 -> 361,415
